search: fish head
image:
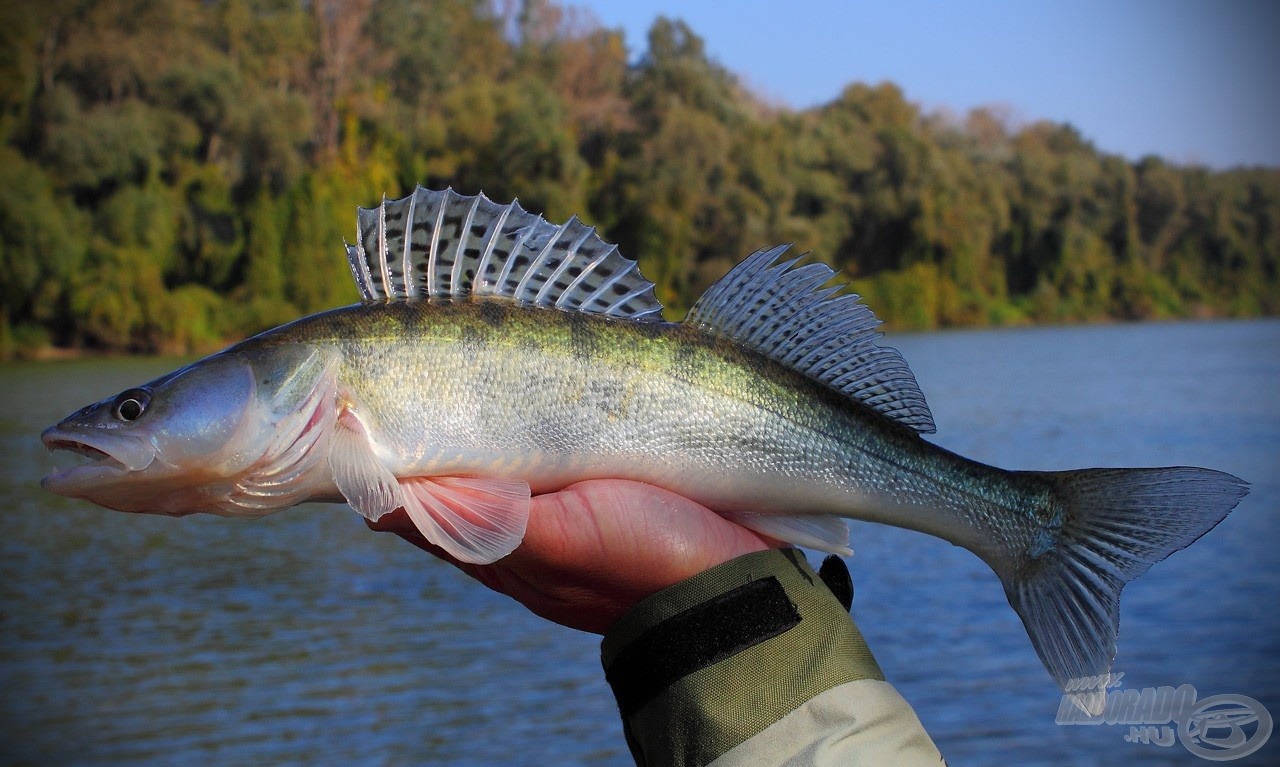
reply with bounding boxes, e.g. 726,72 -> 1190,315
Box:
41,352 -> 263,514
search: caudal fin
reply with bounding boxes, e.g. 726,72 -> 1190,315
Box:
1000,467 -> 1248,713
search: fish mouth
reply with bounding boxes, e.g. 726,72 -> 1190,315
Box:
45,438 -> 113,462
40,428 -> 154,493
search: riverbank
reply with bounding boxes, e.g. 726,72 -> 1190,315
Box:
3,303 -> 1254,364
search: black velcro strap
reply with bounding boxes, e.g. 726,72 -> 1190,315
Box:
818,555 -> 853,611
605,576 -> 801,717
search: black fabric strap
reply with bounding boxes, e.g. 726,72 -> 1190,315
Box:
818,555 -> 854,611
605,576 -> 801,717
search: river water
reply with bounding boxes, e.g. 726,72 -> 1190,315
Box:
2,319 -> 1277,766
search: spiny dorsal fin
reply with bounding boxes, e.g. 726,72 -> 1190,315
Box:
685,246 -> 936,433
346,187 -> 663,321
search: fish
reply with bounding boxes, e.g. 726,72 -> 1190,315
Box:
41,187 -> 1248,713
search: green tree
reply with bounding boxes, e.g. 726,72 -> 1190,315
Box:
0,148 -> 85,350
0,0 -> 1275,357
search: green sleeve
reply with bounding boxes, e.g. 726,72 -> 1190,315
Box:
602,549 -> 942,766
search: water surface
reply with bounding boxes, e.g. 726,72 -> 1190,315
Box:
2,319 -> 1277,765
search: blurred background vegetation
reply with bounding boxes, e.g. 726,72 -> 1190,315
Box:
1,0 -> 1276,359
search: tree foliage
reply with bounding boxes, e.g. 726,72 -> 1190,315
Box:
1,0 -> 1276,358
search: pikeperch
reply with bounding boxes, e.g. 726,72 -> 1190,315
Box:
41,188 -> 1248,711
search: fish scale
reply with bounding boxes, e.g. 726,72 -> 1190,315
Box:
42,187 -> 1249,716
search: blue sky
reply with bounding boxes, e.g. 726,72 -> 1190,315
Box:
578,0 -> 1280,169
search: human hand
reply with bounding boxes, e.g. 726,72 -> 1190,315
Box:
365,479 -> 773,633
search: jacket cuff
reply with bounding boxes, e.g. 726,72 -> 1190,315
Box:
600,549 -> 883,766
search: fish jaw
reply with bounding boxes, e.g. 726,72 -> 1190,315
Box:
39,424 -> 203,513
41,426 -> 148,494
39,420 -> 253,516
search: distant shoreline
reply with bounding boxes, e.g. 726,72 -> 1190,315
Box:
10,313 -> 1271,364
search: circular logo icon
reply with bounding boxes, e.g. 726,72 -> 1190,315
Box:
1178,694 -> 1272,761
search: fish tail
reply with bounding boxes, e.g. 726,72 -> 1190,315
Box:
1000,467 -> 1248,714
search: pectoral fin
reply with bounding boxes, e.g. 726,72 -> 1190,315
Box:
328,401 -> 530,564
329,406 -> 403,521
400,476 -> 531,565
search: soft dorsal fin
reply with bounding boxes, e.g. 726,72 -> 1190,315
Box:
685,246 -> 936,433
346,187 -> 664,321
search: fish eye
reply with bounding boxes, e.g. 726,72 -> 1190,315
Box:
112,389 -> 151,422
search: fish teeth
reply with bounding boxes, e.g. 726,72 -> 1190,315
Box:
47,439 -> 110,462
46,437 -> 116,468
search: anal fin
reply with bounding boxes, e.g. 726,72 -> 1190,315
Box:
722,511 -> 852,556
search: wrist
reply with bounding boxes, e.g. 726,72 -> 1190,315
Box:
600,549 -> 883,765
